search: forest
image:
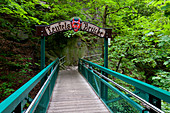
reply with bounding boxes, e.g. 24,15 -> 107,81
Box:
0,0 -> 169,112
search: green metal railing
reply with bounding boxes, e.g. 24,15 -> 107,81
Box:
0,58 -> 59,113
78,58 -> 170,113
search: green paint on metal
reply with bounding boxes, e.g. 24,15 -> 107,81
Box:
93,74 -> 100,93
0,58 -> 59,113
103,38 -> 108,101
33,63 -> 59,113
79,59 -> 170,104
100,77 -> 144,111
104,38 -> 108,69
41,36 -> 46,87
41,36 -> 45,70
105,92 -> 139,104
78,59 -> 144,112
79,59 -> 170,112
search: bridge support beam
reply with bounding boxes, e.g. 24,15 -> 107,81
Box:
104,37 -> 108,69
101,37 -> 108,101
41,36 -> 46,87
41,36 -> 45,70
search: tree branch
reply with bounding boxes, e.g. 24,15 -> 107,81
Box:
116,47 -> 129,72
81,10 -> 92,20
107,6 -> 131,15
103,5 -> 108,28
115,0 -> 120,8
101,5 -> 108,59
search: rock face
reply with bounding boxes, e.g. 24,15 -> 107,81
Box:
62,38 -> 88,65
45,35 -> 88,66
10,30 -> 29,41
17,30 -> 29,40
45,32 -> 102,66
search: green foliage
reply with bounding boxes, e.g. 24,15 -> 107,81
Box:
81,1 -> 169,111
107,88 -> 140,113
0,72 -> 17,83
34,62 -> 40,66
162,101 -> 170,112
0,82 -> 15,97
161,3 -> 170,17
152,71 -> 170,91
0,0 -> 169,111
104,0 -> 170,85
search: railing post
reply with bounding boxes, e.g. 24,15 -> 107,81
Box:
102,37 -> 108,101
78,59 -> 82,72
41,36 -> 45,70
104,37 -> 108,69
88,65 -> 93,84
100,71 -> 107,102
41,36 -> 46,87
82,61 -> 86,78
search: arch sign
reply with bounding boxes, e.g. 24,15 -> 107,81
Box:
36,17 -> 112,38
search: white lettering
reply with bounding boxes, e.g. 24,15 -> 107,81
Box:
45,21 -> 72,35
44,21 -> 106,37
81,22 -> 105,37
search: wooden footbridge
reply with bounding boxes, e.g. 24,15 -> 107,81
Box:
0,18 -> 169,113
47,69 -> 109,113
0,58 -> 169,113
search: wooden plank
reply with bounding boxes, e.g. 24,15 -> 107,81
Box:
47,70 -> 110,113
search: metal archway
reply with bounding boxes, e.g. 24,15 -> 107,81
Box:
35,17 -> 112,70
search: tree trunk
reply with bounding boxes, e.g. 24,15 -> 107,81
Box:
116,47 -> 129,72
102,5 -> 108,58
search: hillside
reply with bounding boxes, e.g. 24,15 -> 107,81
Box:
0,0 -> 169,107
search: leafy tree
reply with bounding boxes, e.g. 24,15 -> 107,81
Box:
0,1 -> 169,109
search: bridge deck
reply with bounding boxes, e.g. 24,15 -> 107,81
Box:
47,68 -> 110,113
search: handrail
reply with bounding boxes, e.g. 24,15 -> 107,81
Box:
82,54 -> 101,59
59,56 -> 65,61
79,58 -> 170,103
82,54 -> 102,62
91,68 -> 164,113
59,56 -> 66,70
59,56 -> 66,65
78,58 -> 170,113
0,58 -> 59,113
81,64 -> 144,112
25,62 -> 59,113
